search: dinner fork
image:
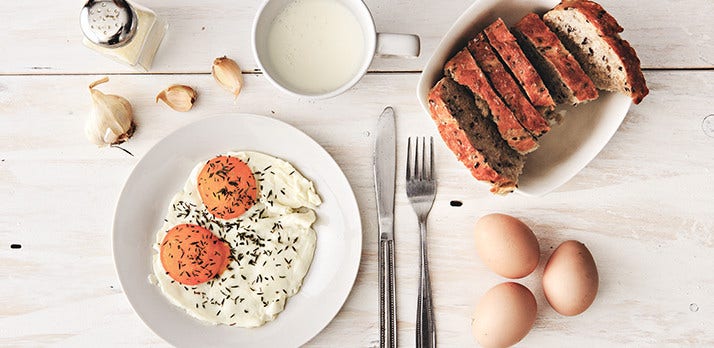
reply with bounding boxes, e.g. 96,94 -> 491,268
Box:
406,136 -> 437,348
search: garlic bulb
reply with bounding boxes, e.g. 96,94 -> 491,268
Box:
86,77 -> 135,146
156,85 -> 197,112
212,56 -> 243,98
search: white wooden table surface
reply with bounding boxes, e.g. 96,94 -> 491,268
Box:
2,0 -> 713,346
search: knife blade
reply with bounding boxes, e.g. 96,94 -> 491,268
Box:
373,106 -> 396,348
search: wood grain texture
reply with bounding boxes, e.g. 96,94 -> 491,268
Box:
1,71 -> 713,346
0,0 -> 711,75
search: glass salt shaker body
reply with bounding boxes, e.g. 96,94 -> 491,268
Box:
80,0 -> 167,71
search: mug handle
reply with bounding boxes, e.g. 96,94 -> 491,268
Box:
376,33 -> 420,58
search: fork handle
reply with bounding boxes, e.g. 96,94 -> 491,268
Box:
416,219 -> 436,348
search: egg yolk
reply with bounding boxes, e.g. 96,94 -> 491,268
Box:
160,224 -> 231,285
197,156 -> 258,220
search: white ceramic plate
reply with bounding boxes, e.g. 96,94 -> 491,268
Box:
113,114 -> 362,347
416,0 -> 632,196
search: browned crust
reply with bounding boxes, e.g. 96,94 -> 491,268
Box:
427,78 -> 517,194
602,35 -> 648,104
554,0 -> 622,35
444,49 -> 539,154
468,33 -> 551,137
484,18 -> 555,109
553,0 -> 648,104
514,13 -> 598,103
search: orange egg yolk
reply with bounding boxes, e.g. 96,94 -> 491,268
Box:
160,224 -> 231,285
197,156 -> 258,220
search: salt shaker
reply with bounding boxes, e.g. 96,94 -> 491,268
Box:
80,0 -> 167,71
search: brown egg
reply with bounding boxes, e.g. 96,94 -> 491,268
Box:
542,240 -> 599,316
472,282 -> 537,348
474,213 -> 540,278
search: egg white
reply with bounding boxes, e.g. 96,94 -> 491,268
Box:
151,151 -> 321,327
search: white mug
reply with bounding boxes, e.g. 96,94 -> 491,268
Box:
252,0 -> 420,99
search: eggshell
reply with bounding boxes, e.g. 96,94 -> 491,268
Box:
542,240 -> 599,316
474,214 -> 540,278
472,282 -> 537,348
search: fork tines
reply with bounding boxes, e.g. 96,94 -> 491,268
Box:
406,137 -> 434,182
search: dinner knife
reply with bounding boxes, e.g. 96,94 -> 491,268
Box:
373,106 -> 397,348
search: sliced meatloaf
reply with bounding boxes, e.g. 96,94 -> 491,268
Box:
543,0 -> 648,104
468,33 -> 551,137
484,18 -> 555,110
444,48 -> 539,155
514,13 -> 598,105
428,77 -> 524,194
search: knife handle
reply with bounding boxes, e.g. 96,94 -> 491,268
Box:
379,239 -> 397,348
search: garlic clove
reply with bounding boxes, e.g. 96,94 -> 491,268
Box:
86,77 -> 135,146
156,85 -> 197,112
112,122 -> 136,144
212,56 -> 244,99
103,128 -> 117,144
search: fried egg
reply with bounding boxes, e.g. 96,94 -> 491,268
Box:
151,151 -> 321,327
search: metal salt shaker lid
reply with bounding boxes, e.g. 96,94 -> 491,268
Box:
80,0 -> 137,48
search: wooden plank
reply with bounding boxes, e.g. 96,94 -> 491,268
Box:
0,0 -> 711,75
1,71 -> 713,346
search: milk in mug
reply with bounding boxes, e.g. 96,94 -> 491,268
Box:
266,0 -> 366,94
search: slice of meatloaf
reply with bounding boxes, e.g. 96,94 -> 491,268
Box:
468,33 -> 551,137
514,13 -> 598,105
428,77 -> 524,194
484,18 -> 555,109
543,0 -> 648,104
444,48 -> 538,155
